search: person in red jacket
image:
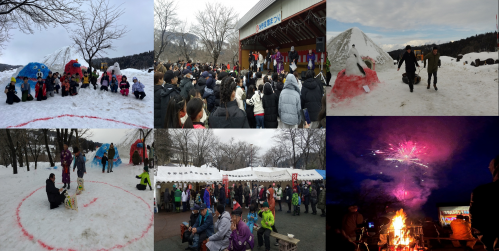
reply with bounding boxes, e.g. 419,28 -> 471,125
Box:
35,76 -> 47,101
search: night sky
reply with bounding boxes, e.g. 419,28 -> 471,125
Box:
326,116 -> 498,220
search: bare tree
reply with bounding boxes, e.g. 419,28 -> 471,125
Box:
192,3 -> 237,65
191,130 -> 215,167
5,129 -> 17,174
154,129 -> 173,165
177,22 -> 193,61
42,129 -> 55,167
171,129 -> 192,166
219,138 -> 244,170
227,31 -> 239,66
154,0 -> 179,62
311,129 -> 326,170
0,0 -> 83,54
274,129 -> 301,169
71,0 -> 128,73
263,146 -> 287,167
27,129 -> 44,170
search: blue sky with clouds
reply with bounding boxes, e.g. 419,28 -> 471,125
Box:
327,0 -> 497,52
2,0 -> 153,65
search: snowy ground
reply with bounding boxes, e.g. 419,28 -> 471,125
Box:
0,68 -> 153,128
327,52 -> 499,116
0,157 -> 153,251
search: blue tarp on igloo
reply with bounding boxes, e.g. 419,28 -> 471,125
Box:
91,143 -> 122,168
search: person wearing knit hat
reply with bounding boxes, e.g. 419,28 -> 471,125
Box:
5,77 -> 21,104
397,44 -> 420,92
257,201 -> 274,251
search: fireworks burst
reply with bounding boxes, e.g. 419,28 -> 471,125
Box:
373,141 -> 430,168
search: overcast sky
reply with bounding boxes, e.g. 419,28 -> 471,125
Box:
2,0 -> 153,65
87,129 -> 130,144
168,0 -> 260,29
327,0 -> 497,51
212,129 -> 278,155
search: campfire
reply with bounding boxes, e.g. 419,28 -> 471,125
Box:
387,209 -> 423,251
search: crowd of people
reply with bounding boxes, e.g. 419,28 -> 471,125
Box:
154,48 -> 327,129
161,180 -> 326,251
5,69 -> 147,105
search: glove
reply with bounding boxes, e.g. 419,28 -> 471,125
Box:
136,175 -> 140,179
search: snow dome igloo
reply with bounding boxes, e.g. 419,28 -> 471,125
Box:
61,59 -> 84,81
129,139 -> 148,164
15,62 -> 52,88
91,143 -> 122,168
101,62 -> 123,83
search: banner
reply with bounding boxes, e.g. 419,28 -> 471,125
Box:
257,11 -> 281,33
292,173 -> 298,186
223,175 -> 229,198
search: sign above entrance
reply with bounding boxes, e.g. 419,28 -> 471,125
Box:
257,11 -> 281,33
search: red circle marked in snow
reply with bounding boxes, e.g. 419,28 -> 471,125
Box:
6,114 -> 149,129
16,180 -> 153,251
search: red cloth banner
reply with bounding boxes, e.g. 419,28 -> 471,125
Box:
223,175 -> 229,198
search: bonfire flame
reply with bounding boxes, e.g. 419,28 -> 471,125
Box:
391,209 -> 411,247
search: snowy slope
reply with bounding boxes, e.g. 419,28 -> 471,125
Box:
0,160 -> 153,251
0,69 -> 153,128
327,27 -> 394,73
327,52 -> 499,116
40,46 -> 88,74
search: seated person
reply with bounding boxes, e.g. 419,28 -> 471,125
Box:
183,204 -> 200,245
188,203 -> 214,251
5,77 -> 21,105
229,208 -> 255,251
46,173 -> 66,209
135,167 -> 152,190
257,202 -> 275,251
450,215 -> 476,249
207,204 -> 231,251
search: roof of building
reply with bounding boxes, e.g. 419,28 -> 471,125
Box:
235,0 -> 277,30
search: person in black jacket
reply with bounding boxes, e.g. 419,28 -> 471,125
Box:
275,75 -> 284,100
285,185 -> 293,213
5,79 -> 21,105
245,85 -> 256,128
101,153 -> 108,173
265,49 -> 272,73
218,183 -> 226,208
213,71 -> 228,111
46,173 -> 66,209
262,80 -> 278,128
470,155 -> 499,251
183,204 -> 201,245
237,182 -> 243,206
249,51 -> 255,71
202,71 -> 216,113
208,77 -> 250,128
397,45 -> 420,92
155,71 -> 181,128
289,46 -> 299,74
301,70 -> 323,128
45,71 -> 55,98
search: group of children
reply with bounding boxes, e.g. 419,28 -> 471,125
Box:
5,68 -> 147,105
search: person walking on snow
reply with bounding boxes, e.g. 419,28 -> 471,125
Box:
60,143 -> 73,189
72,147 -> 86,179
397,45 -> 420,93
101,153 -> 108,173
424,46 -> 440,91
107,143 -> 116,173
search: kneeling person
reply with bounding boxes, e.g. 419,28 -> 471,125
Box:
136,167 -> 152,190
46,173 -> 66,209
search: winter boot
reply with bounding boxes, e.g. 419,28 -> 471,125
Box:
434,84 -> 438,91
68,183 -> 70,189
63,183 -> 67,188
427,82 -> 430,89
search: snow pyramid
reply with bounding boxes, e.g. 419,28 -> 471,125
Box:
327,27 -> 393,73
40,46 -> 88,74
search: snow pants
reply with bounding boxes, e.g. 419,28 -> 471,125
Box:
81,84 -> 89,88
6,92 -> 20,104
55,85 -> 60,93
137,184 -> 146,190
428,71 -> 437,85
49,192 -> 66,209
100,86 -> 108,91
120,88 -> 129,96
110,84 -> 118,93
102,163 -> 106,172
62,90 -> 69,97
406,71 -> 415,91
134,91 -> 146,99
77,170 -> 84,178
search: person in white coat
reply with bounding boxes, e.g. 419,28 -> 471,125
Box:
258,52 -> 264,73
182,189 -> 189,212
206,204 -> 232,251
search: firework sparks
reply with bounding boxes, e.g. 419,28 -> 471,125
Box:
374,141 -> 429,168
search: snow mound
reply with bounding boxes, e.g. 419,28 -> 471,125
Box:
327,27 -> 394,73
40,46 -> 88,74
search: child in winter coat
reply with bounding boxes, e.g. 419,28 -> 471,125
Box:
69,76 -> 78,96
81,72 -> 90,88
91,69 -> 98,90
74,73 -> 81,84
119,75 -> 130,96
132,77 -> 146,99
246,84 -> 264,128
5,77 -> 21,105
53,73 -> 61,94
195,192 -> 202,206
101,153 -> 108,173
246,205 -> 258,234
110,75 -> 118,93
100,72 -> 110,91
20,77 -> 33,102
61,79 -> 70,97
35,76 -> 47,101
292,189 -> 301,216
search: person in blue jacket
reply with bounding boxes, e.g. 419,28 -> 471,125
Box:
132,77 -> 146,99
246,205 -> 258,234
189,203 -> 214,251
203,184 -> 211,211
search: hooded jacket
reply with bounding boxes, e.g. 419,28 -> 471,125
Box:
193,210 -> 214,237
132,81 -> 145,93
155,83 -> 181,128
179,77 -> 193,99
207,211 -> 232,251
262,83 -> 278,128
258,209 -> 274,230
278,74 -> 302,126
300,78 -> 322,121
209,100 -> 250,128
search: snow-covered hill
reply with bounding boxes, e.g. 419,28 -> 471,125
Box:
40,46 -> 88,74
0,68 -> 153,128
327,27 -> 393,73
0,161 -> 153,250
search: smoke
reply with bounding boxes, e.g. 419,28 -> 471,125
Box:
330,117 -> 479,211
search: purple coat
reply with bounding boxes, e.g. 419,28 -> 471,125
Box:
60,149 -> 73,183
229,220 -> 254,251
271,52 -> 284,73
306,53 -> 316,70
